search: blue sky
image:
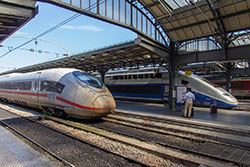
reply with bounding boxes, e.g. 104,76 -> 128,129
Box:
0,2 -> 136,73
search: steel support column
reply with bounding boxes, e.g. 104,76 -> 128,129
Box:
98,66 -> 107,84
225,62 -> 232,93
222,38 -> 232,93
168,42 -> 176,110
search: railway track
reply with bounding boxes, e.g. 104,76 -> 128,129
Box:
0,102 -> 248,166
0,109 -> 152,167
112,110 -> 250,145
0,119 -> 74,167
105,111 -> 250,165
43,116 -> 239,167
44,109 -> 250,167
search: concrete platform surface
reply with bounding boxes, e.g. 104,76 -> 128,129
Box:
0,125 -> 56,167
115,100 -> 250,126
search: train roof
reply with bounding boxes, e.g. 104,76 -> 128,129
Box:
35,68 -> 80,73
105,70 -> 156,76
0,68 -> 83,82
103,69 -> 217,85
104,69 -> 190,77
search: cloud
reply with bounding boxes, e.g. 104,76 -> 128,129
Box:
61,25 -> 104,32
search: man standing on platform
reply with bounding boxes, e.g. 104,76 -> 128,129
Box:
184,88 -> 195,118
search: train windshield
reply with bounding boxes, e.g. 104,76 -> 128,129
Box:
73,71 -> 103,88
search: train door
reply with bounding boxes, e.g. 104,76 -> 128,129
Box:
34,72 -> 41,105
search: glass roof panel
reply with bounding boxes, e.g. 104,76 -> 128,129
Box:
164,0 -> 200,9
164,0 -> 180,9
174,0 -> 188,7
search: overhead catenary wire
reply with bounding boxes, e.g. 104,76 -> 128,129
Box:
0,0 -> 107,59
1,44 -> 65,57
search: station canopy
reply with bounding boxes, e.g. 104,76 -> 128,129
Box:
0,1 -> 37,43
140,0 -> 250,42
0,38 -> 169,75
1,0 -> 250,76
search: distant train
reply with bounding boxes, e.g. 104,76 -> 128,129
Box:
211,77 -> 250,98
0,68 -> 116,119
103,70 -> 238,108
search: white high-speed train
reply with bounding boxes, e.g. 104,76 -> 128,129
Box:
0,68 -> 116,119
103,69 -> 238,108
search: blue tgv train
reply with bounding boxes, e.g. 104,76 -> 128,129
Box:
103,69 -> 238,108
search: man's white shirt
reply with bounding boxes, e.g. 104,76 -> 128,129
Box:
184,92 -> 195,102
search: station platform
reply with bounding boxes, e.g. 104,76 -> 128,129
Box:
0,125 -> 56,167
115,99 -> 250,126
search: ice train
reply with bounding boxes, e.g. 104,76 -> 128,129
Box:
103,70 -> 238,108
0,68 -> 116,119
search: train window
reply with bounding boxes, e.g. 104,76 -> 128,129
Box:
23,82 -> 32,90
155,73 -> 162,78
107,85 -> 162,94
119,75 -> 123,80
133,75 -> 138,79
128,75 -> 132,79
244,81 -> 250,90
231,81 -> 243,89
0,81 -> 31,90
139,74 -> 143,79
124,75 -> 127,79
113,76 -> 118,80
150,74 -> 155,78
181,80 -> 189,85
10,83 -> 16,90
41,81 -> 65,93
144,74 -> 149,78
73,71 -> 103,88
0,83 -> 5,89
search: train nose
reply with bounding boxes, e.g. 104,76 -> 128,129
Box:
92,95 -> 116,117
229,96 -> 239,106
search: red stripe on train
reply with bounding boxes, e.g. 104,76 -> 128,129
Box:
0,90 -> 115,111
56,96 -> 115,111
